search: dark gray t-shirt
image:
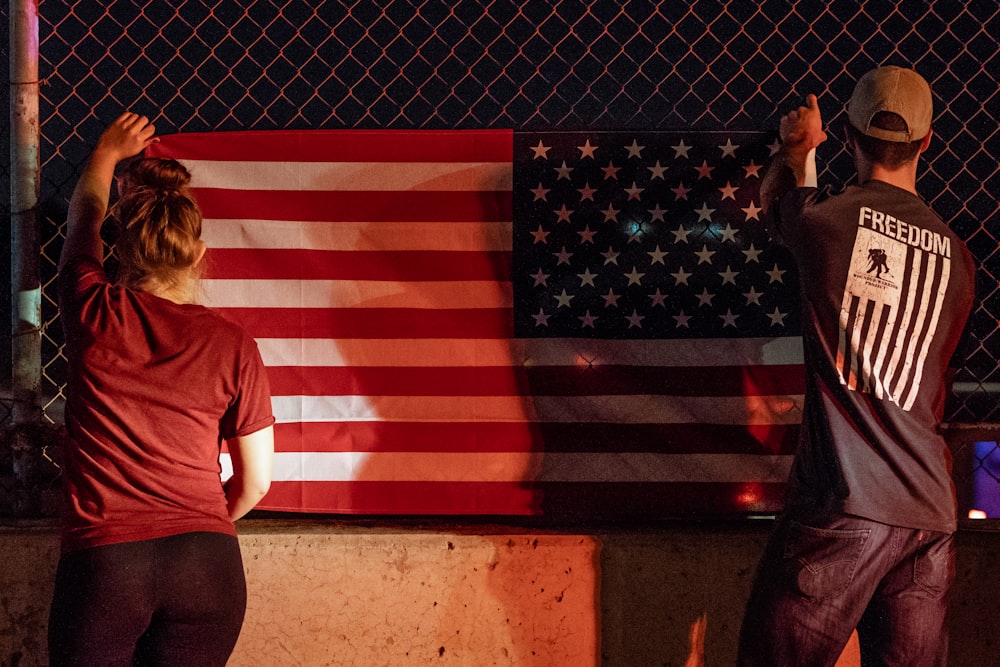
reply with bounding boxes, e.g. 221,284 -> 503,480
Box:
773,180 -> 975,533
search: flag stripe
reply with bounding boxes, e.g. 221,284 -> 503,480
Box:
216,307 -> 513,338
255,337 -> 804,368
151,129 -> 514,162
221,451 -> 792,483
271,421 -> 800,454
183,160 -> 512,191
201,219 -> 513,252
266,364 -> 805,397
270,394 -> 804,426
192,188 -> 512,223
207,249 -> 511,281
259,481 -> 786,516
202,281 -> 511,309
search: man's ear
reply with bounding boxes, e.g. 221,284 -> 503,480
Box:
843,123 -> 857,155
918,129 -> 933,154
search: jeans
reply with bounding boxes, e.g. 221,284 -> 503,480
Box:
738,513 -> 954,667
48,531 -> 247,667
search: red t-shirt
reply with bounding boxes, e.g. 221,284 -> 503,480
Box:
58,255 -> 275,551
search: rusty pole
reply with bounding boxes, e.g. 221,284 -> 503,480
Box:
9,0 -> 42,424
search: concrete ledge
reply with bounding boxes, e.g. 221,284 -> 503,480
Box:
2,520 -> 997,665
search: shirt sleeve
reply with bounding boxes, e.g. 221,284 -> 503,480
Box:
57,255 -> 111,346
221,334 -> 276,440
58,255 -> 107,306
772,186 -> 824,251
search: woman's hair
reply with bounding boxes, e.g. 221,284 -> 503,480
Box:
111,158 -> 203,293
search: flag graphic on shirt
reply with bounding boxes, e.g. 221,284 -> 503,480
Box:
147,129 -> 804,518
839,208 -> 952,411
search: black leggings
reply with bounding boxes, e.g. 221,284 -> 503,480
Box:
48,531 -> 246,667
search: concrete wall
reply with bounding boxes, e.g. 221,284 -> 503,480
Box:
2,520 -> 997,666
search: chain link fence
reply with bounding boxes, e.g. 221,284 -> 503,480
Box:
4,0 -> 999,516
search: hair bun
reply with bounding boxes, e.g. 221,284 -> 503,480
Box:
120,157 -> 191,193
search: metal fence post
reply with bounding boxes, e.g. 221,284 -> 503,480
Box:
9,0 -> 41,424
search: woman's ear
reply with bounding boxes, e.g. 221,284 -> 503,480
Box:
194,239 -> 207,266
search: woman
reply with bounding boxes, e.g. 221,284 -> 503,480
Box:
48,112 -> 275,665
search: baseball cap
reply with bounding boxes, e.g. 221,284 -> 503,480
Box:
848,66 -> 932,142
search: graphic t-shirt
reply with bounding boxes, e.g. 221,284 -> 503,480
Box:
59,255 -> 275,551
773,180 -> 975,533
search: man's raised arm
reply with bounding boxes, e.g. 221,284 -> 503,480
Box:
760,94 -> 827,215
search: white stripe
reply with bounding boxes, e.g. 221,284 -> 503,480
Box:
858,300 -> 879,394
845,297 -> 865,391
836,299 -> 850,387
899,253 -> 949,411
870,301 -> 895,400
884,250 -> 921,404
270,394 -> 804,426
186,160 -> 512,191
202,219 -> 513,251
257,336 -> 804,368
220,451 -> 793,483
200,279 -> 512,309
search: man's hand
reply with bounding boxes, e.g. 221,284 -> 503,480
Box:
92,112 -> 158,164
779,94 -> 827,155
759,94 -> 828,217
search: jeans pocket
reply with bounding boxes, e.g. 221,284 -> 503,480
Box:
782,521 -> 871,602
912,532 -> 955,597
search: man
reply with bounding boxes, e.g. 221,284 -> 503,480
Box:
737,67 -> 976,666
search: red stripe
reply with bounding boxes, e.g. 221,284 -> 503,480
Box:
273,421 -> 799,455
216,307 -> 514,338
260,480 -> 539,515
206,249 -> 511,281
266,364 -> 806,397
536,482 -> 786,519
192,188 -> 512,222
256,481 -> 785,516
148,129 -> 513,163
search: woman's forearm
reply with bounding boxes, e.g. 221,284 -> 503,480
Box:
61,112 -> 158,268
224,426 -> 274,521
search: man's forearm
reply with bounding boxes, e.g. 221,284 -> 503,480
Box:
761,93 -> 827,214
760,148 -> 804,214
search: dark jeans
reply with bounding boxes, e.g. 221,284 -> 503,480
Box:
738,513 -> 954,667
48,531 -> 247,667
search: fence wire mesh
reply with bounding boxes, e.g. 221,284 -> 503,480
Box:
3,0 -> 999,515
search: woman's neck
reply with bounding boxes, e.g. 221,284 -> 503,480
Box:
142,275 -> 199,305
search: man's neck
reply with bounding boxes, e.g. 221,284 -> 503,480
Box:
856,159 -> 919,195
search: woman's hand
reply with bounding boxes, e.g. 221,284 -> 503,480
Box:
92,112 -> 158,163
60,112 -> 159,267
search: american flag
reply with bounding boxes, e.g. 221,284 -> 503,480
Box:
147,129 -> 804,518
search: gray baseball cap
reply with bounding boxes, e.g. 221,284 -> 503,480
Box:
848,66 -> 932,142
